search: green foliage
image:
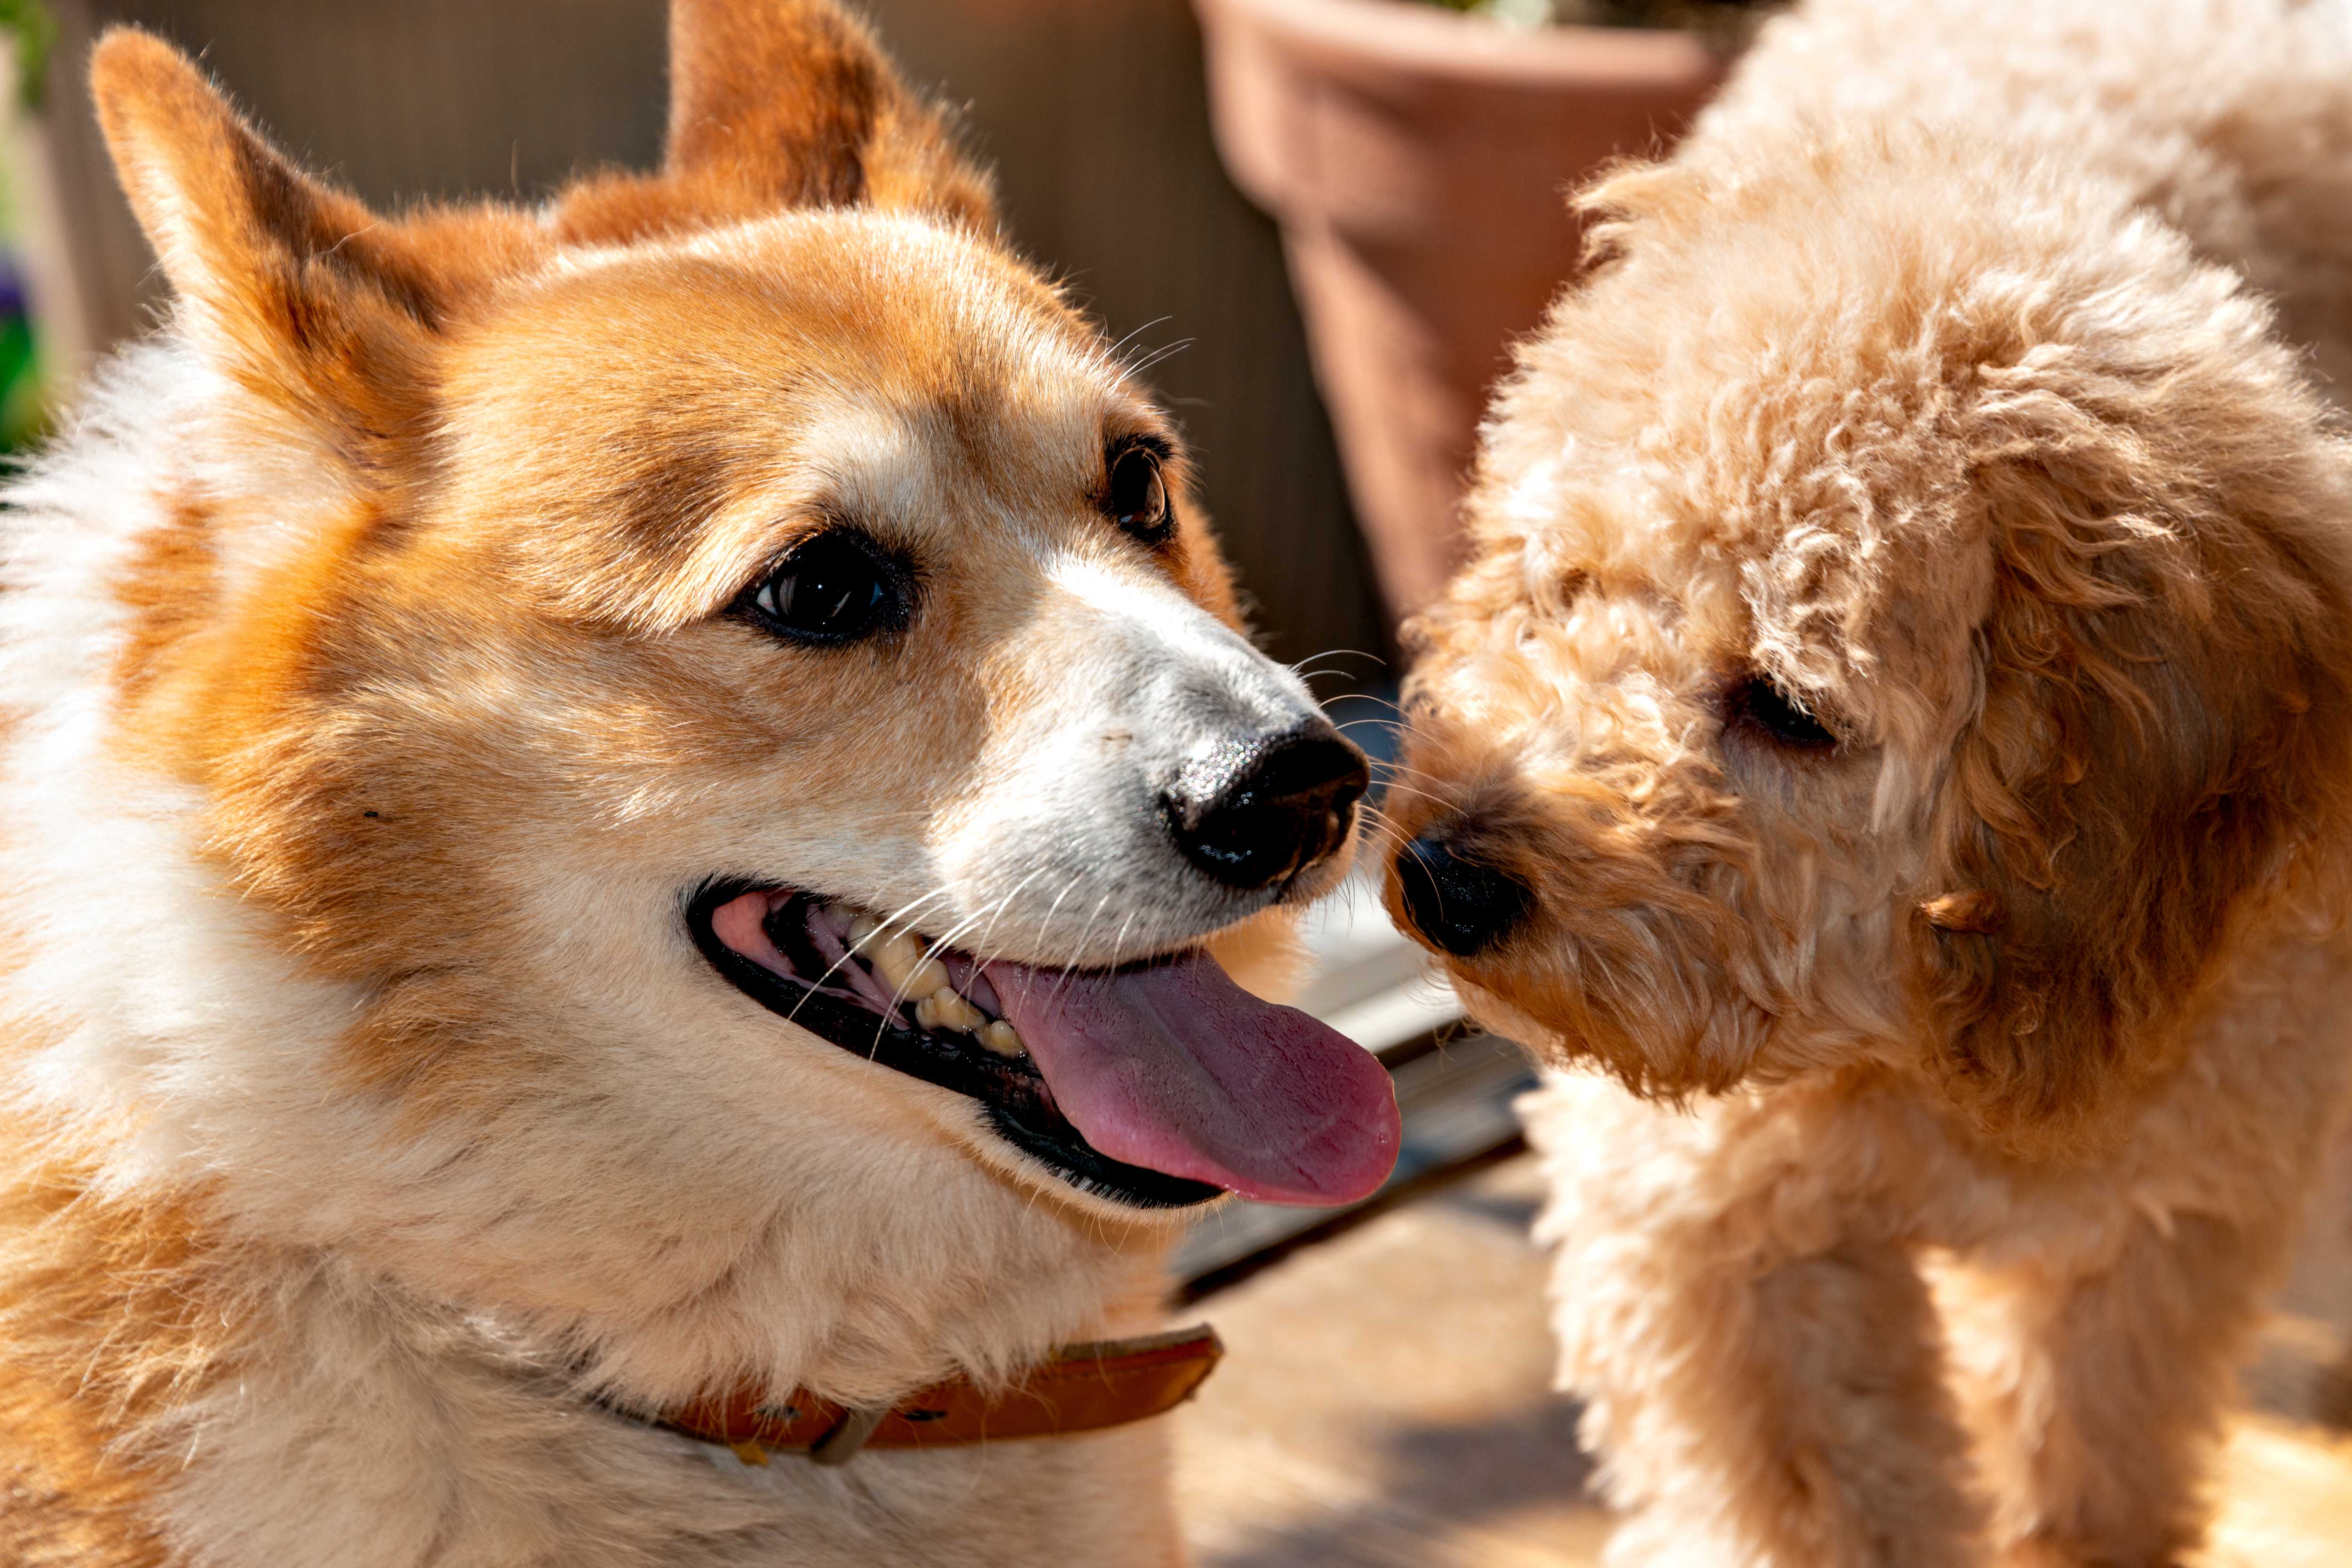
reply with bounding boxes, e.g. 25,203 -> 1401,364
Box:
0,0 -> 52,112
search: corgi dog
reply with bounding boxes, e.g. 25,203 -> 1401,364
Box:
0,2 -> 1400,1563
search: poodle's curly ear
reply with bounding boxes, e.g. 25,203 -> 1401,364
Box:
1907,432 -> 2352,1154
556,0 -> 996,242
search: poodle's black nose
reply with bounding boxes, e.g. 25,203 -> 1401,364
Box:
1395,831 -> 1530,957
1165,719 -> 1370,892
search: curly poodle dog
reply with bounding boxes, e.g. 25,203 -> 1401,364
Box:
1381,1 -> 2352,1563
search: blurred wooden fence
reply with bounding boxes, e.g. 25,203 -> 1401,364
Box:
33,0 -> 1388,674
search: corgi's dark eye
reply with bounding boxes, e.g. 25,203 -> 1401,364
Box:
1105,443 -> 1173,544
742,530 -> 906,646
1731,676 -> 1837,749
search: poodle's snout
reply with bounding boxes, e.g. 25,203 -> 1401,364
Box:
1393,829 -> 1531,957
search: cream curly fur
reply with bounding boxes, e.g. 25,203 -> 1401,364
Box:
1383,1 -> 2352,1563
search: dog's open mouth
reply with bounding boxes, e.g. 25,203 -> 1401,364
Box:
687,882 -> 1398,1210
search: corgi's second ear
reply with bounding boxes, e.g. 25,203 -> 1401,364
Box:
560,0 -> 996,242
91,29 -> 478,456
667,0 -> 994,225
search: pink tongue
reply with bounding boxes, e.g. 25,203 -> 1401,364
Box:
985,953 -> 1399,1206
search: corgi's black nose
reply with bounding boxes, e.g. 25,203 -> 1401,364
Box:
1395,831 -> 1530,956
1165,720 -> 1369,892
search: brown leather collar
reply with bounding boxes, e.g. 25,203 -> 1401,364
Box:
645,1324 -> 1223,1466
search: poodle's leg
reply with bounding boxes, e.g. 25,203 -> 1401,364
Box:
1938,940 -> 2352,1568
1946,1210 -> 2288,1567
1526,1071 -> 1984,1568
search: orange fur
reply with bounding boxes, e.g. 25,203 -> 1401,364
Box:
0,1101 -> 235,1567
108,495 -> 221,713
0,3 -> 1340,1562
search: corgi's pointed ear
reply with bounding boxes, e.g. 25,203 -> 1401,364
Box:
662,0 -> 995,228
91,28 -> 446,450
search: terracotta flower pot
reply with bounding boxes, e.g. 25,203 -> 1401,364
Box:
1193,0 -> 1730,621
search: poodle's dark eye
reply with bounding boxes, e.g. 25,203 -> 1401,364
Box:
742,530 -> 906,646
1105,441 -> 1173,544
1732,676 -> 1837,749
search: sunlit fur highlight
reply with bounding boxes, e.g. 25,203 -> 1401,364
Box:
0,3 -> 1333,1562
1383,1 -> 2352,1562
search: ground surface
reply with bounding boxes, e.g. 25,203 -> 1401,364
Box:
1173,1146 -> 2352,1567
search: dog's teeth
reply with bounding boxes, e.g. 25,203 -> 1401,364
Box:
866,929 -> 948,998
981,1020 -> 1027,1058
843,910 -> 993,1038
873,931 -> 919,977
924,988 -> 986,1035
